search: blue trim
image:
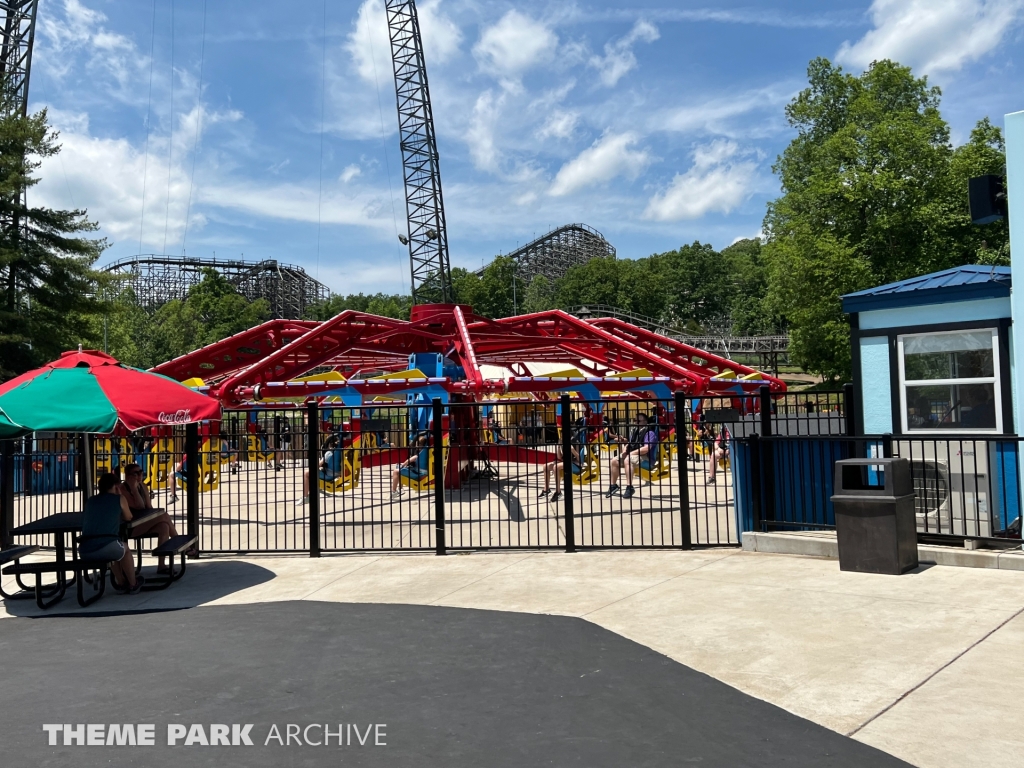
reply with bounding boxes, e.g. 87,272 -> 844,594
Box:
857,297 -> 1011,330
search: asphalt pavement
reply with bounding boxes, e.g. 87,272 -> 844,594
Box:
0,601 -> 911,767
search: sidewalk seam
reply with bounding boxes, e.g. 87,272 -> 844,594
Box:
428,554 -> 537,604
847,603 -> 1024,738
578,551 -> 739,619
299,556 -> 384,600
681,569 -> 1024,611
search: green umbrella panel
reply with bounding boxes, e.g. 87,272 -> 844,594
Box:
0,367 -> 119,435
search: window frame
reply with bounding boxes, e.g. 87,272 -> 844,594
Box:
897,327 -> 1002,434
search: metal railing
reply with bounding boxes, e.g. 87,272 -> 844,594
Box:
736,432 -> 1023,546
0,388 -> 860,555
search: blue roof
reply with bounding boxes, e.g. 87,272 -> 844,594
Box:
842,265 -> 1011,313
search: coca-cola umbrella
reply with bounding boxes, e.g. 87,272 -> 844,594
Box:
0,349 -> 222,437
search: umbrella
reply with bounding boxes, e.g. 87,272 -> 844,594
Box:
0,349 -> 222,437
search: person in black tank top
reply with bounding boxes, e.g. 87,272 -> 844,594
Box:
82,473 -> 143,594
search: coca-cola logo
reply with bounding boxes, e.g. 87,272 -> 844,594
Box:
158,410 -> 192,424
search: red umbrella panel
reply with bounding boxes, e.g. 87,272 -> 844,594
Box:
0,350 -> 222,435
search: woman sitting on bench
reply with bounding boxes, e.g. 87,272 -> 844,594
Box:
390,434 -> 429,498
297,433 -> 343,505
82,473 -> 143,594
118,463 -> 178,573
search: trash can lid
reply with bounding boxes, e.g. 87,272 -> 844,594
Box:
833,458 -> 912,498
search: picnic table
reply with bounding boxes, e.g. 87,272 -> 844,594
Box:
9,512 -> 83,604
2,507 -> 195,609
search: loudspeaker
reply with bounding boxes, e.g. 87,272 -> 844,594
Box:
969,175 -> 1007,225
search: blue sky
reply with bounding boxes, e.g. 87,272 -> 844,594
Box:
28,0 -> 1024,296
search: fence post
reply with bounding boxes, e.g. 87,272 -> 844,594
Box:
432,398 -> 446,556
0,440 -> 13,548
185,422 -> 200,556
306,401 -> 321,558
560,394 -> 577,553
758,385 -> 776,530
759,385 -> 773,438
843,382 -> 857,437
674,391 -> 692,550
882,433 -> 893,459
22,436 -> 32,497
80,433 -> 93,506
748,433 -> 763,533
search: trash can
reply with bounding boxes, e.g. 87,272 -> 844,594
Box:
830,458 -> 918,575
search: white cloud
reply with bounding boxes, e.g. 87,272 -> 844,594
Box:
536,109 -> 579,140
35,111 -> 194,252
39,0 -> 147,97
549,132 -> 650,197
35,105 -> 389,258
644,140 -> 759,221
657,83 -> 795,136
474,11 -> 558,82
466,89 -> 505,172
589,20 -> 660,87
836,0 -> 1024,75
198,180 -> 392,232
340,164 -> 362,183
332,0 -> 462,140
346,0 -> 462,85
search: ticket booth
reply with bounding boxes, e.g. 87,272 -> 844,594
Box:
842,265 -> 1017,536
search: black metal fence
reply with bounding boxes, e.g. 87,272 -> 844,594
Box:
1,388 -> 858,556
736,432 -> 1023,545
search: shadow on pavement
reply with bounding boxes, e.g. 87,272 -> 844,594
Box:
2,559 -> 277,618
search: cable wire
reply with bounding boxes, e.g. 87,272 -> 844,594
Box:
365,4 -> 407,295
181,0 -> 208,256
162,0 -> 175,256
138,0 -> 158,255
314,0 -> 327,282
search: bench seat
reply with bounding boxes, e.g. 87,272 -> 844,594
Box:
0,545 -> 40,568
0,546 -> 48,604
152,534 -> 197,557
3,558 -> 108,609
144,535 -> 197,590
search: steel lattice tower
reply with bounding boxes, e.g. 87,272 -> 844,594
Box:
385,0 -> 453,304
0,0 -> 38,118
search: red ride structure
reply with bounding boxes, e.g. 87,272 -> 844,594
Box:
151,304 -> 784,405
150,304 -> 785,490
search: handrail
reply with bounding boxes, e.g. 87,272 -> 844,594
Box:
569,305 -> 790,353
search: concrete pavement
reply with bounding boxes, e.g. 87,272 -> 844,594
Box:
4,547 -> 1023,767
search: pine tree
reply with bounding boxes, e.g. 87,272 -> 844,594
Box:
0,96 -> 106,378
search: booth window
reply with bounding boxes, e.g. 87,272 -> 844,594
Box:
897,329 -> 1001,433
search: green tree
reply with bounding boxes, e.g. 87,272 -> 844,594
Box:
521,274 -> 555,314
615,257 -> 667,320
184,268 -> 270,344
476,255 -> 518,318
720,238 -> 781,336
763,57 -> 1006,381
0,101 -> 106,378
555,256 -> 621,309
943,118 -> 1010,264
306,292 -> 411,321
96,283 -> 156,369
451,257 -> 521,318
450,267 -> 483,309
106,269 -> 272,368
661,242 -> 731,332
